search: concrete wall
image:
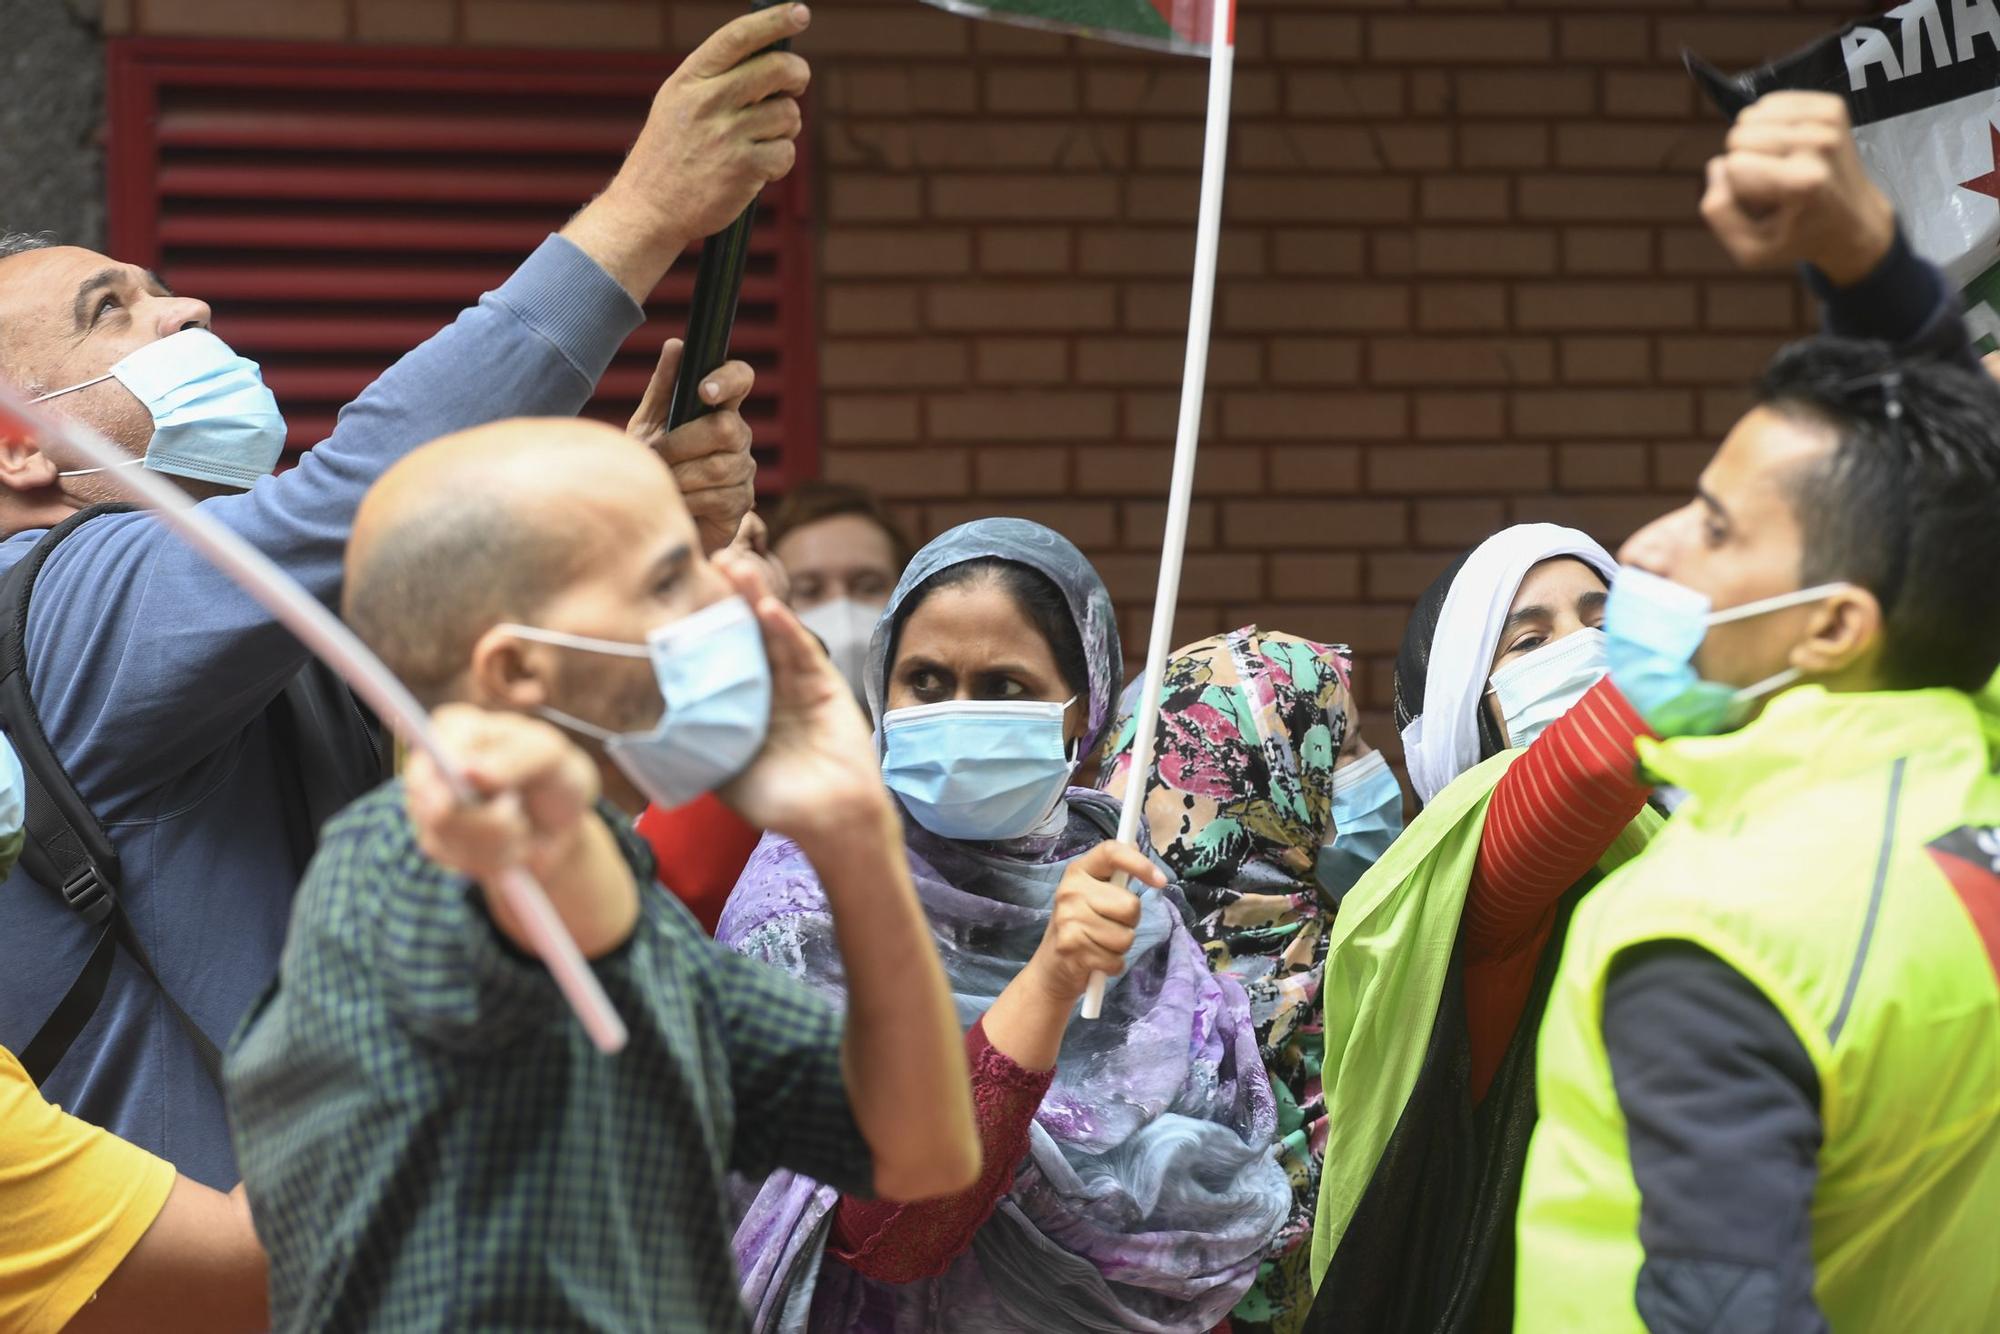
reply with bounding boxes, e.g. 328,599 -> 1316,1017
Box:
77,0 -> 1875,747
2,0 -> 107,246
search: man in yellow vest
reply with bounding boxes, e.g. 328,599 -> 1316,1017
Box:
1515,96 -> 2000,1332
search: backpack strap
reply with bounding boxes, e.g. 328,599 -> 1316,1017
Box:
1,504 -> 224,1088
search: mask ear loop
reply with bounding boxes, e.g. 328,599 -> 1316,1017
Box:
30,372 -> 116,405
57,457 -> 144,479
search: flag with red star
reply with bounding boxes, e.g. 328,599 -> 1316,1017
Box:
1694,3 -> 2000,349
921,0 -> 1226,56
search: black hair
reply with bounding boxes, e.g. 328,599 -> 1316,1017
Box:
889,557 -> 1090,702
1756,337 -> 2000,692
1394,547 -> 1509,765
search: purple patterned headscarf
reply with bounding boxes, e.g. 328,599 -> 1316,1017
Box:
721,519 -> 1290,1333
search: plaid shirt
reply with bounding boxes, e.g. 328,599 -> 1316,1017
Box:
227,784 -> 872,1332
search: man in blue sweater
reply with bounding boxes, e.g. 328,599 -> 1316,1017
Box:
0,2 -> 814,1188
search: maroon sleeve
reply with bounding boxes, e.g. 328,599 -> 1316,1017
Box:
1463,677 -> 1653,1102
830,1016 -> 1053,1284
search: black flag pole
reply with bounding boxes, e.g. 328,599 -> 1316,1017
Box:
667,0 -> 793,430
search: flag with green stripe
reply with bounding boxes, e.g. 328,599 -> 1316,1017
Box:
1696,4 -> 2000,349
922,0 -> 1225,56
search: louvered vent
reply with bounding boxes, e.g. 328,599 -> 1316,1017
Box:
106,39 -> 820,491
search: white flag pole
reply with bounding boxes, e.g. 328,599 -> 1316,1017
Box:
1083,0 -> 1235,1020
0,383 -> 630,1054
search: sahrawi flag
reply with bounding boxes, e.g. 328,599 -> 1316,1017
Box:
922,0 -> 1224,55
1696,1 -> 2000,347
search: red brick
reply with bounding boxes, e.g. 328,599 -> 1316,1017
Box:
926,501 -> 1116,550
824,285 -> 921,334
1461,123 -> 1549,169
830,176 -> 923,223
775,4 -> 966,56
1604,72 -> 1693,119
1563,227 -> 1653,275
1455,72 -> 1594,116
1273,229 -> 1369,276
1418,283 -> 1509,332
1082,445 -> 1267,498
1092,553 -> 1265,606
1421,177 -> 1511,221
1288,72 -> 1406,119
929,392 -> 1117,441
1371,443 -> 1551,493
1661,227 -> 1738,276
1416,498 -> 1509,548
972,17 -> 1067,56
1270,339 -> 1365,386
1509,494 -> 1665,547
823,447 -> 970,500
1413,228 -> 1556,275
1560,336 -> 1653,383
823,229 -> 972,277
465,0 -> 662,47
1127,176 -> 1200,224
1233,126 -> 1384,172
1122,283 -> 1200,333
978,227 -> 1073,274
1368,551 -> 1460,601
1269,445 -> 1365,494
1701,387 -> 1755,435
1519,175 -> 1700,223
1125,391 -> 1221,443
1223,500 -> 1409,549
1370,338 -> 1557,386
930,174 -> 1120,221
1225,282 -> 1411,333
356,0 -> 453,42
974,339 -> 1068,385
1513,389 -> 1694,438
1652,17 -> 1832,64
1378,127 -> 1454,171
1411,71 -> 1452,117
1372,233 -> 1415,277
1557,122 -> 1718,172
822,339 -> 968,389
1654,442 -> 1715,490
1560,16 -> 1649,62
1413,393 -> 1508,439
973,445 -> 1071,496
826,394 -> 921,445
1220,604 -> 1411,656
1516,282 -> 1698,331
1123,500 -> 1219,552
1270,555 -> 1364,602
1557,443 -> 1650,492
1271,14 -> 1364,60
1230,177 -> 1415,224
1225,392 -> 1407,440
1370,16 -> 1553,63
983,68 -> 1078,114
1076,337 -> 1260,387
927,282 -> 1117,332
1078,229 -> 1194,277
1658,335 -> 1783,384
907,121 -> 1128,171
1704,282 -> 1799,331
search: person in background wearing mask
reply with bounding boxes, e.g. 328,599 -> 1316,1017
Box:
0,729 -> 267,1334
723,518 -> 1290,1333
767,479 -> 913,698
226,417 -> 978,1332
1515,96 -> 2000,1334
1309,91 -> 1974,1331
0,3 -> 804,1189
1092,627 -> 1396,1334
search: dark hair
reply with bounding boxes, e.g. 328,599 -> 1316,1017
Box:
766,480 -> 912,568
1756,337 -> 2000,692
889,557 -> 1090,701
1394,547 -> 1508,763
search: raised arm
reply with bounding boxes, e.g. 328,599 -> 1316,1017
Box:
27,4 -> 813,809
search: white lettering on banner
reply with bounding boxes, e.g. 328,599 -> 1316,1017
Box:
1955,0 -> 2000,61
1846,0 -> 2000,85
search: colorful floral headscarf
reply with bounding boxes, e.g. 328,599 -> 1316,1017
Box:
1096,626 -> 1359,1333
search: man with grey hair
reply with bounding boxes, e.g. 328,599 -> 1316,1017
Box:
0,3 -> 813,1189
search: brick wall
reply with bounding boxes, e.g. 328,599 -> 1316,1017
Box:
102,0 -> 1878,752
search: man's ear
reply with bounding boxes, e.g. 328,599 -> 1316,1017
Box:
467,626 -> 553,713
1791,585 -> 1881,679
0,431 -> 59,495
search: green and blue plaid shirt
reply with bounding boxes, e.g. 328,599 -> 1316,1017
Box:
227,784 -> 871,1332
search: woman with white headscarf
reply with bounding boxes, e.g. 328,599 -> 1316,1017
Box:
1302,524 -> 1666,1333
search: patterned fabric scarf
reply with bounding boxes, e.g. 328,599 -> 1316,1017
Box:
1095,627 -> 1358,1333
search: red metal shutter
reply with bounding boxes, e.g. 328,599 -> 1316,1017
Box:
104,38 -> 820,492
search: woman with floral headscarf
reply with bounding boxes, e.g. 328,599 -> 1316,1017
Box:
722,518 -> 1290,1334
1095,628 -> 1403,1334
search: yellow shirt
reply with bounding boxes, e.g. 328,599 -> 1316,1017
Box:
1,1045 -> 175,1334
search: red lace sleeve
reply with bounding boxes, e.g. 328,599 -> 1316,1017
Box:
830,1016 -> 1053,1284
1464,676 -> 1653,1102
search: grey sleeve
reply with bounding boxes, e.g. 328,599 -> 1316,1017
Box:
1604,943 -> 1828,1334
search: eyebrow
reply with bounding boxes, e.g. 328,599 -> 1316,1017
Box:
1500,604 -> 1553,638
647,542 -> 694,586
69,269 -> 175,333
1578,589 -> 1608,616
1696,484 -> 1731,526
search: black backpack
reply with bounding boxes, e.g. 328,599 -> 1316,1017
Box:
2,504 -> 390,1086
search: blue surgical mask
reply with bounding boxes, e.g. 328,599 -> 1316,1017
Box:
881,697 -> 1077,842
1487,627 -> 1608,751
500,595 -> 772,810
1317,749 -> 1404,899
35,329 -> 288,489
1605,566 -> 1849,738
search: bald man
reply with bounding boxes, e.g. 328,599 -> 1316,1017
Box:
225,418 -> 977,1333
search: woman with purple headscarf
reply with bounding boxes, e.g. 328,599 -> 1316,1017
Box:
721,518 -> 1291,1333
